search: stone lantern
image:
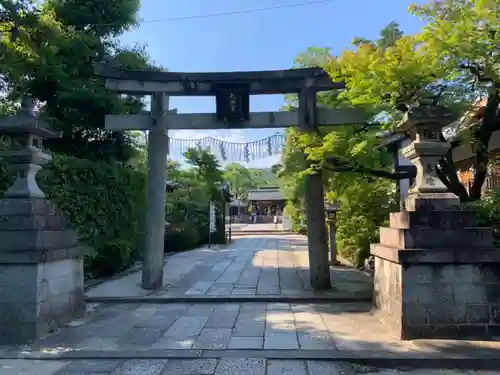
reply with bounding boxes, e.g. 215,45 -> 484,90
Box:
324,201 -> 340,265
370,103 -> 498,341
0,96 -> 85,345
0,96 -> 61,198
395,104 -> 458,210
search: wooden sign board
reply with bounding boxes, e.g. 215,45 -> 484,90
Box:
215,84 -> 250,125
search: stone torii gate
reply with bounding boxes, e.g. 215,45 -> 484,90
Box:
93,64 -> 368,291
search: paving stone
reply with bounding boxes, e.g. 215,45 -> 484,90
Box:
231,288 -> 256,295
239,303 -> 266,314
133,314 -> 179,329
185,281 -> 214,295
297,333 -> 337,350
59,359 -> 123,372
0,360 -> 69,375
152,336 -> 197,349
186,304 -> 217,317
256,286 -> 281,295
205,308 -> 239,329
216,303 -> 240,312
265,311 -> 296,334
161,359 -> 218,375
267,360 -> 308,375
207,283 -> 235,296
214,358 -> 266,375
77,337 -> 119,350
228,336 -> 264,349
112,360 -> 168,375
306,361 -> 341,375
264,332 -> 299,349
164,316 -> 208,337
192,328 -> 232,349
233,320 -> 265,337
151,304 -> 190,317
267,303 -> 291,311
117,327 -> 166,348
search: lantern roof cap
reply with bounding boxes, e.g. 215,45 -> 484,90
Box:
396,104 -> 455,133
0,97 -> 61,139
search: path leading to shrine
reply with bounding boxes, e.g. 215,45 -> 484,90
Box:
2,235 -> 500,374
85,234 -> 372,301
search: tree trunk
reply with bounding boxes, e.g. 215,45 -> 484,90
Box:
438,149 -> 470,201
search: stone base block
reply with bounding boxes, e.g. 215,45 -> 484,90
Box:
0,198 -> 86,344
372,245 -> 500,340
405,192 -> 460,211
379,226 -> 493,249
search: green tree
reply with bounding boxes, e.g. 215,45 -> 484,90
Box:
0,0 -> 158,161
278,24 -> 408,266
184,147 -> 224,200
223,163 -> 256,201
410,0 -> 500,200
326,0 -> 500,201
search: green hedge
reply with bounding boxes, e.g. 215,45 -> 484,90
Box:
468,189 -> 500,248
0,154 -> 146,278
0,152 -> 228,278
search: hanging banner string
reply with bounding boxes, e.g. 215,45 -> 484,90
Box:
168,133 -> 286,162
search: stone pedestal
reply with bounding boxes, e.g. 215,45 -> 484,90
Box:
371,104 -> 500,340
0,198 -> 85,344
371,205 -> 500,339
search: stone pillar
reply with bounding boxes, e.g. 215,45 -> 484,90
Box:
142,92 -> 169,290
0,97 -> 85,344
371,104 -> 499,340
304,172 -> 331,289
327,220 -> 340,266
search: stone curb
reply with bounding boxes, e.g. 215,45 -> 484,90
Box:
84,294 -> 374,304
2,349 -> 500,370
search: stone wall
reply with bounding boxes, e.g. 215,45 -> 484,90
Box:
402,263 -> 500,338
372,241 -> 500,339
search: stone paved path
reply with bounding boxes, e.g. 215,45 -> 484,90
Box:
3,236 -> 500,374
86,235 -> 372,300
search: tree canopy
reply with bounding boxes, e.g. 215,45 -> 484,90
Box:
279,0 -> 500,265
0,0 -> 159,162
222,163 -> 277,201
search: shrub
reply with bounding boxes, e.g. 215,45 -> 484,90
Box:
0,153 -> 146,278
297,227 -> 307,235
87,239 -> 133,277
164,222 -> 201,252
468,189 -> 500,247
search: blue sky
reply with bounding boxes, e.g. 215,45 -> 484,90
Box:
120,0 -> 426,167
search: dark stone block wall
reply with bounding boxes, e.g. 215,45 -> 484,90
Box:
371,209 -> 500,340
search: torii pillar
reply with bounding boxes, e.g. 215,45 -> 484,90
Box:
299,87 -> 331,290
142,93 -> 169,290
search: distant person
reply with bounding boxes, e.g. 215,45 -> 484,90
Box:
251,211 -> 257,224
273,214 -> 278,228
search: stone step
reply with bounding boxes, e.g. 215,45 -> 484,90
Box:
371,243 -> 500,264
389,210 -> 478,230
379,226 -> 493,249
84,293 -> 374,304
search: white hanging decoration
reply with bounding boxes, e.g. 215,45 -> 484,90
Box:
167,134 -> 285,163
